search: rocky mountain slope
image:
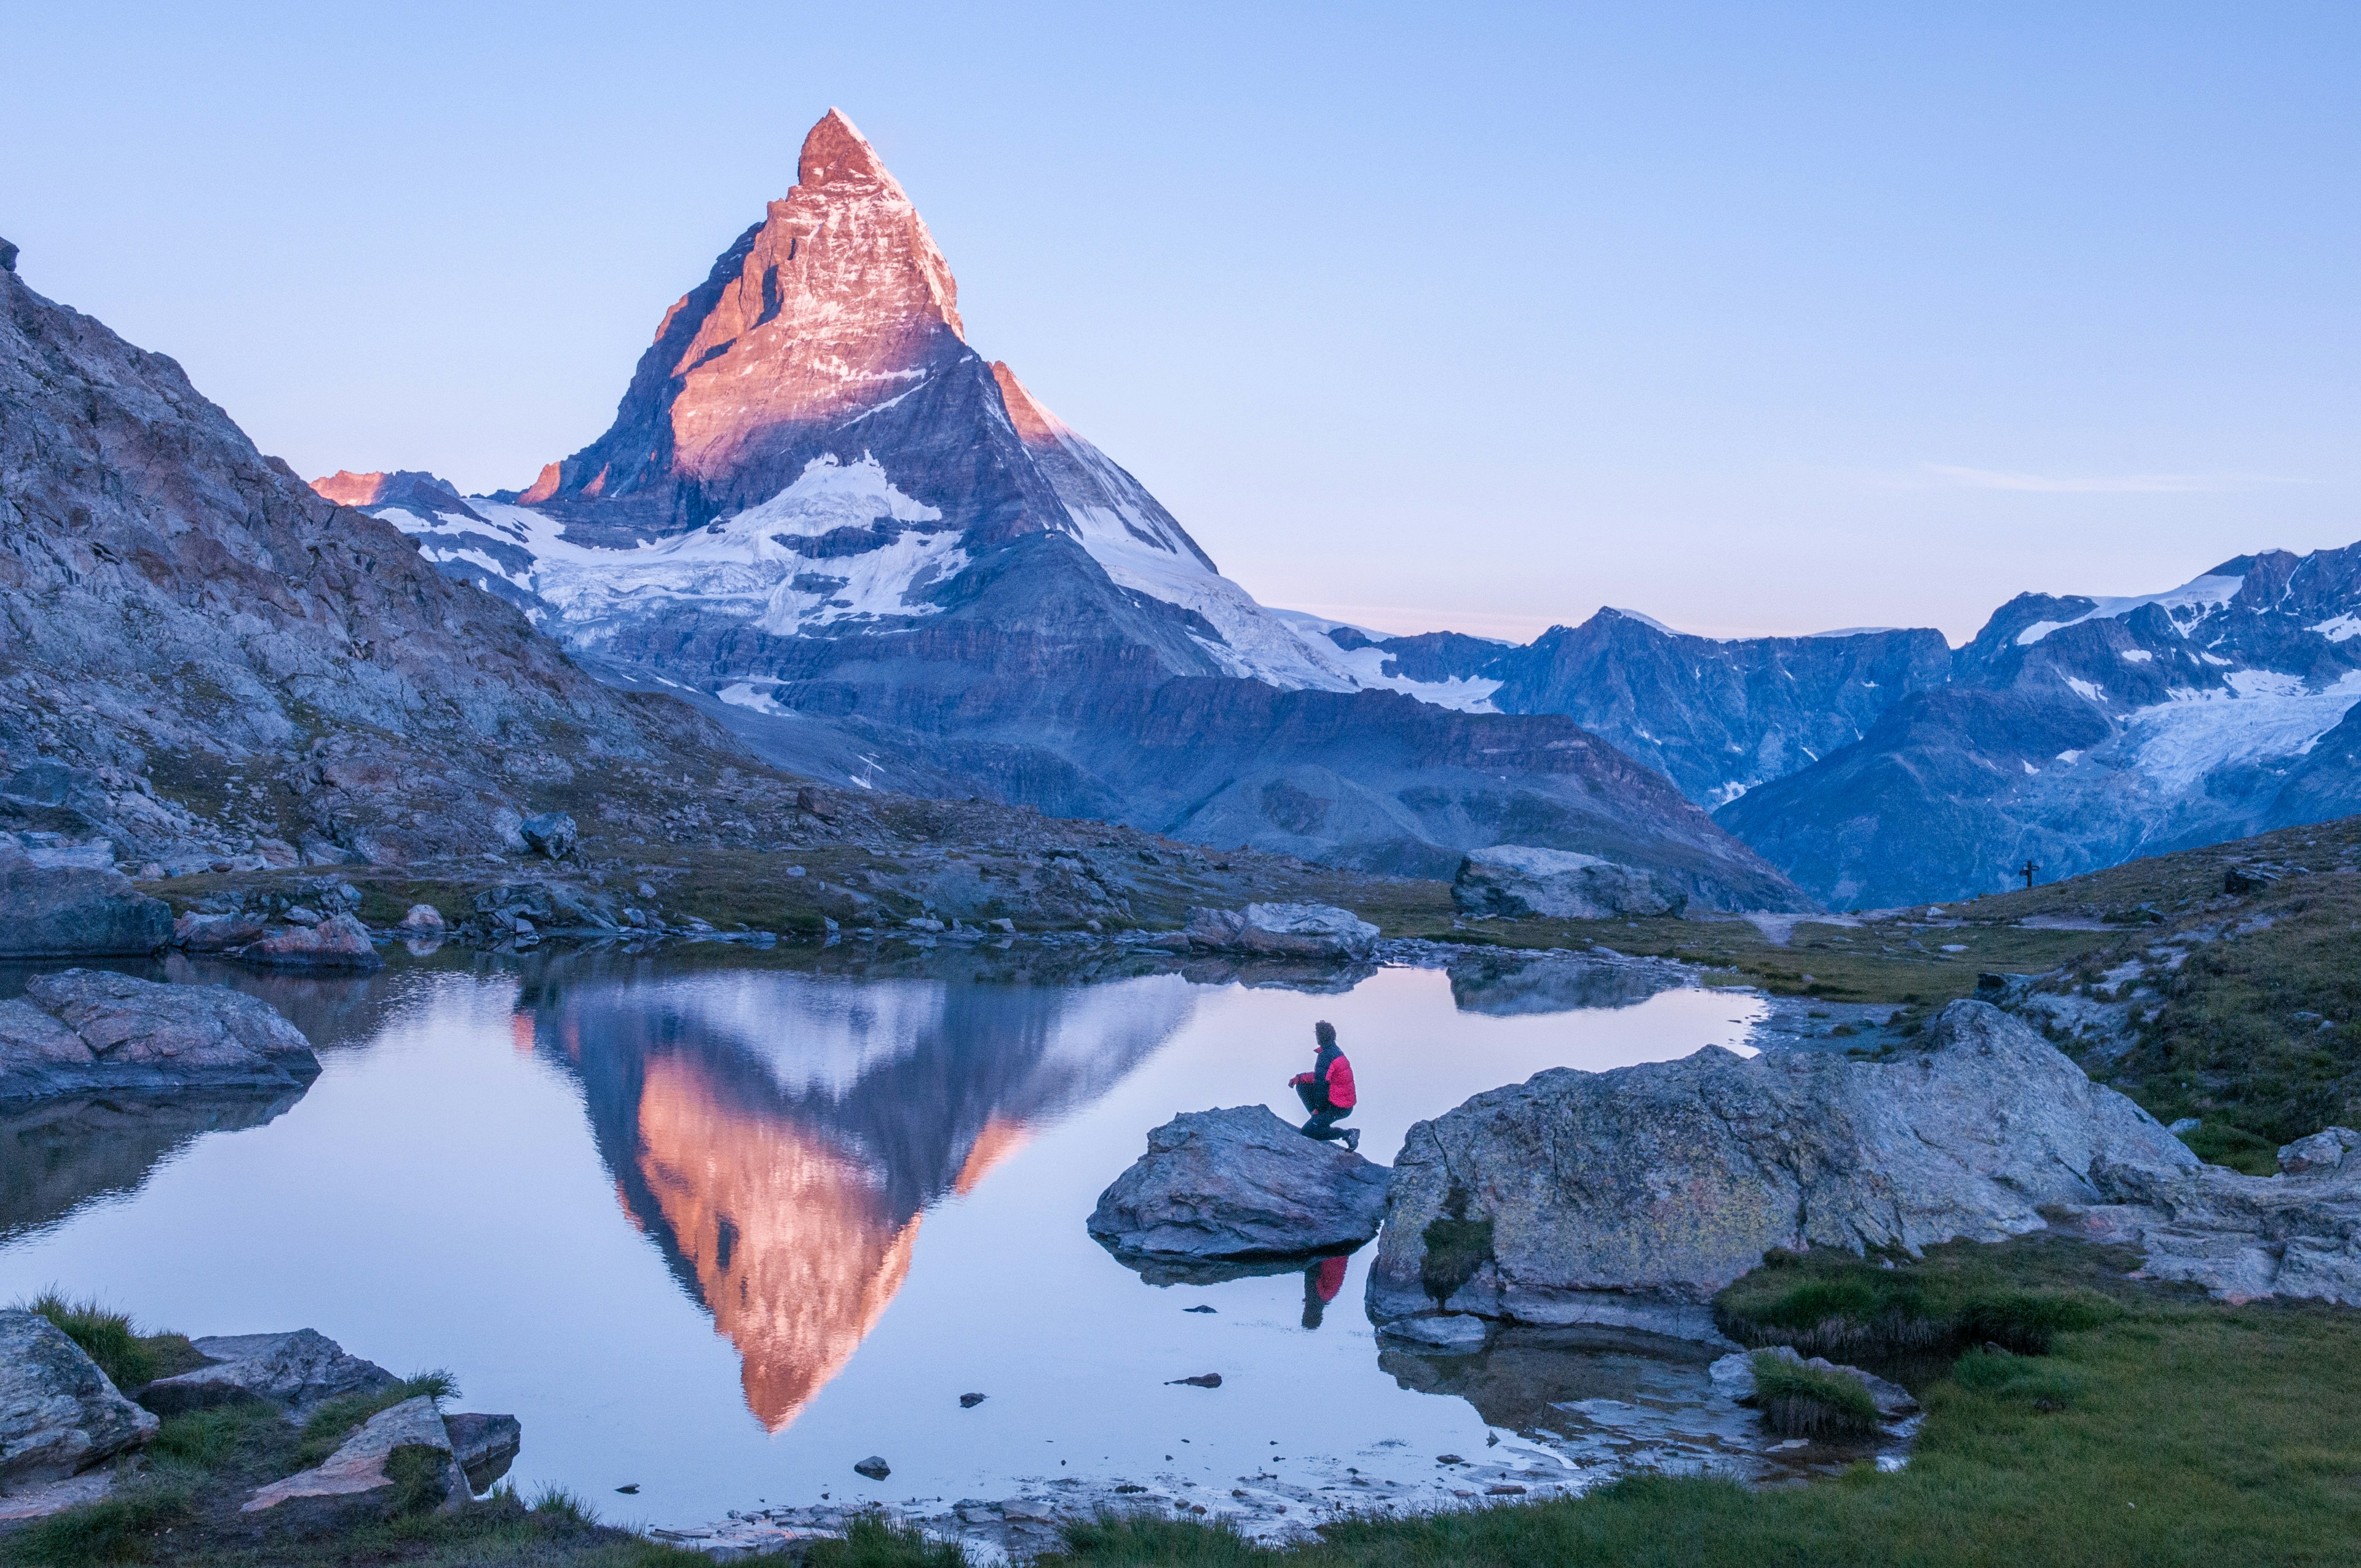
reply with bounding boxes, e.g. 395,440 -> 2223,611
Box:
0,237 -> 1449,928
323,109 -> 1803,908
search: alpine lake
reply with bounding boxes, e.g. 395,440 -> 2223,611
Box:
0,938 -> 1910,1553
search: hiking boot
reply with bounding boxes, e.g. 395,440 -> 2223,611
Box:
1344,1128 -> 1361,1154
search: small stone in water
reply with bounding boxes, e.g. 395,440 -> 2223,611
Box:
1168,1373 -> 1222,1388
1436,1454 -> 1464,1465
1184,1305 -> 1216,1313
960,1392 -> 987,1408
615,1483 -> 639,1494
855,1457 -> 891,1480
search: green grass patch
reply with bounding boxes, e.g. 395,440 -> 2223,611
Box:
0,1477 -> 192,1567
1715,1239 -> 2126,1364
2179,1121 -> 2284,1176
807,1511 -> 970,1568
1748,1350 -> 1878,1439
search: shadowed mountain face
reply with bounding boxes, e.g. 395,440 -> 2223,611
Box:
520,957 -> 1192,1430
325,111 -> 1803,908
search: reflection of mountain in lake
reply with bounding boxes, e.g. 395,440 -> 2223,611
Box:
525,959 -> 1193,1429
0,1086 -> 307,1240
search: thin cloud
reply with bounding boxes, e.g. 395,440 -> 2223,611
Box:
1923,464 -> 2295,494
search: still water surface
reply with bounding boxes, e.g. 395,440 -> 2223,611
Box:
0,948 -> 1762,1529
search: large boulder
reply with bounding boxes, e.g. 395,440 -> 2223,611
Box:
2067,1126 -> 2361,1305
1088,1105 -> 1393,1260
1451,845 -> 1685,921
0,849 -> 170,957
0,970 -> 320,1103
1365,1000 -> 2197,1342
518,812 -> 577,860
136,1329 -> 395,1417
0,1309 -> 158,1486
1182,903 -> 1378,962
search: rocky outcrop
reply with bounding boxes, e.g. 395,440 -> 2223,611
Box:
2066,1126 -> 2361,1306
136,1329 -> 395,1417
240,911 -> 381,971
1451,844 -> 1686,920
0,1309 -> 157,1486
1088,1105 -> 1392,1260
1365,1001 -> 2196,1342
0,970 -> 318,1103
0,849 -> 170,956
1182,903 -> 1378,962
242,1396 -> 471,1513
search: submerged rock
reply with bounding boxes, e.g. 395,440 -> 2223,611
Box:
0,849 -> 171,957
0,970 -> 319,1104
242,1396 -> 470,1513
0,1309 -> 158,1486
136,1328 -> 395,1417
1182,903 -> 1378,962
1366,1000 -> 2196,1341
1088,1105 -> 1391,1259
1451,845 -> 1683,921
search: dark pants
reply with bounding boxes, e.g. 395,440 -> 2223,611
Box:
1300,1106 -> 1351,1143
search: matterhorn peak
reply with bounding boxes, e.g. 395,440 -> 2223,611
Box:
513,108 -> 965,520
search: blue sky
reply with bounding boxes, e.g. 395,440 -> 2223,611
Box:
6,2 -> 2355,641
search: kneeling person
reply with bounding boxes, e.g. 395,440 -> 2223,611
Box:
1289,1020 -> 1361,1154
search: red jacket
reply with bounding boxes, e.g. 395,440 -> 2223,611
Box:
1292,1045 -> 1357,1111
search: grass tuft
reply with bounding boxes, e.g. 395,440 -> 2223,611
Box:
529,1484 -> 601,1527
1749,1350 -> 1879,1439
807,1511 -> 970,1568
14,1291 -> 200,1392
0,1477 -> 192,1567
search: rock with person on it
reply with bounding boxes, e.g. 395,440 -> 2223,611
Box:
0,1309 -> 158,1488
0,969 -> 319,1103
1088,1105 -> 1392,1261
0,847 -> 172,957
135,1328 -> 395,1417
1364,1000 -> 2199,1343
1182,903 -> 1378,962
1450,844 -> 1685,921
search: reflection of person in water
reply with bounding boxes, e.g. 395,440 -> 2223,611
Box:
1301,1253 -> 1348,1329
1289,1020 -> 1360,1152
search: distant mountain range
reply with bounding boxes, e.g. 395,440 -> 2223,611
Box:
319,108 -> 2361,909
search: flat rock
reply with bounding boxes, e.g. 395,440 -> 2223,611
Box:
0,1309 -> 158,1487
0,970 -> 319,1104
243,1395 -> 470,1513
137,1328 -> 395,1417
0,849 -> 170,957
1182,903 -> 1378,962
1366,1000 -> 2198,1341
1452,845 -> 1684,920
1088,1105 -> 1392,1259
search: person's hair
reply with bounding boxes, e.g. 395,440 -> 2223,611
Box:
1314,1020 -> 1336,1047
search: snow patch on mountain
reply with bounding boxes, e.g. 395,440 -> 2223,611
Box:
2014,571 -> 2245,646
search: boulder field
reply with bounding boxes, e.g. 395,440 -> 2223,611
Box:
1364,1001 -> 2197,1342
